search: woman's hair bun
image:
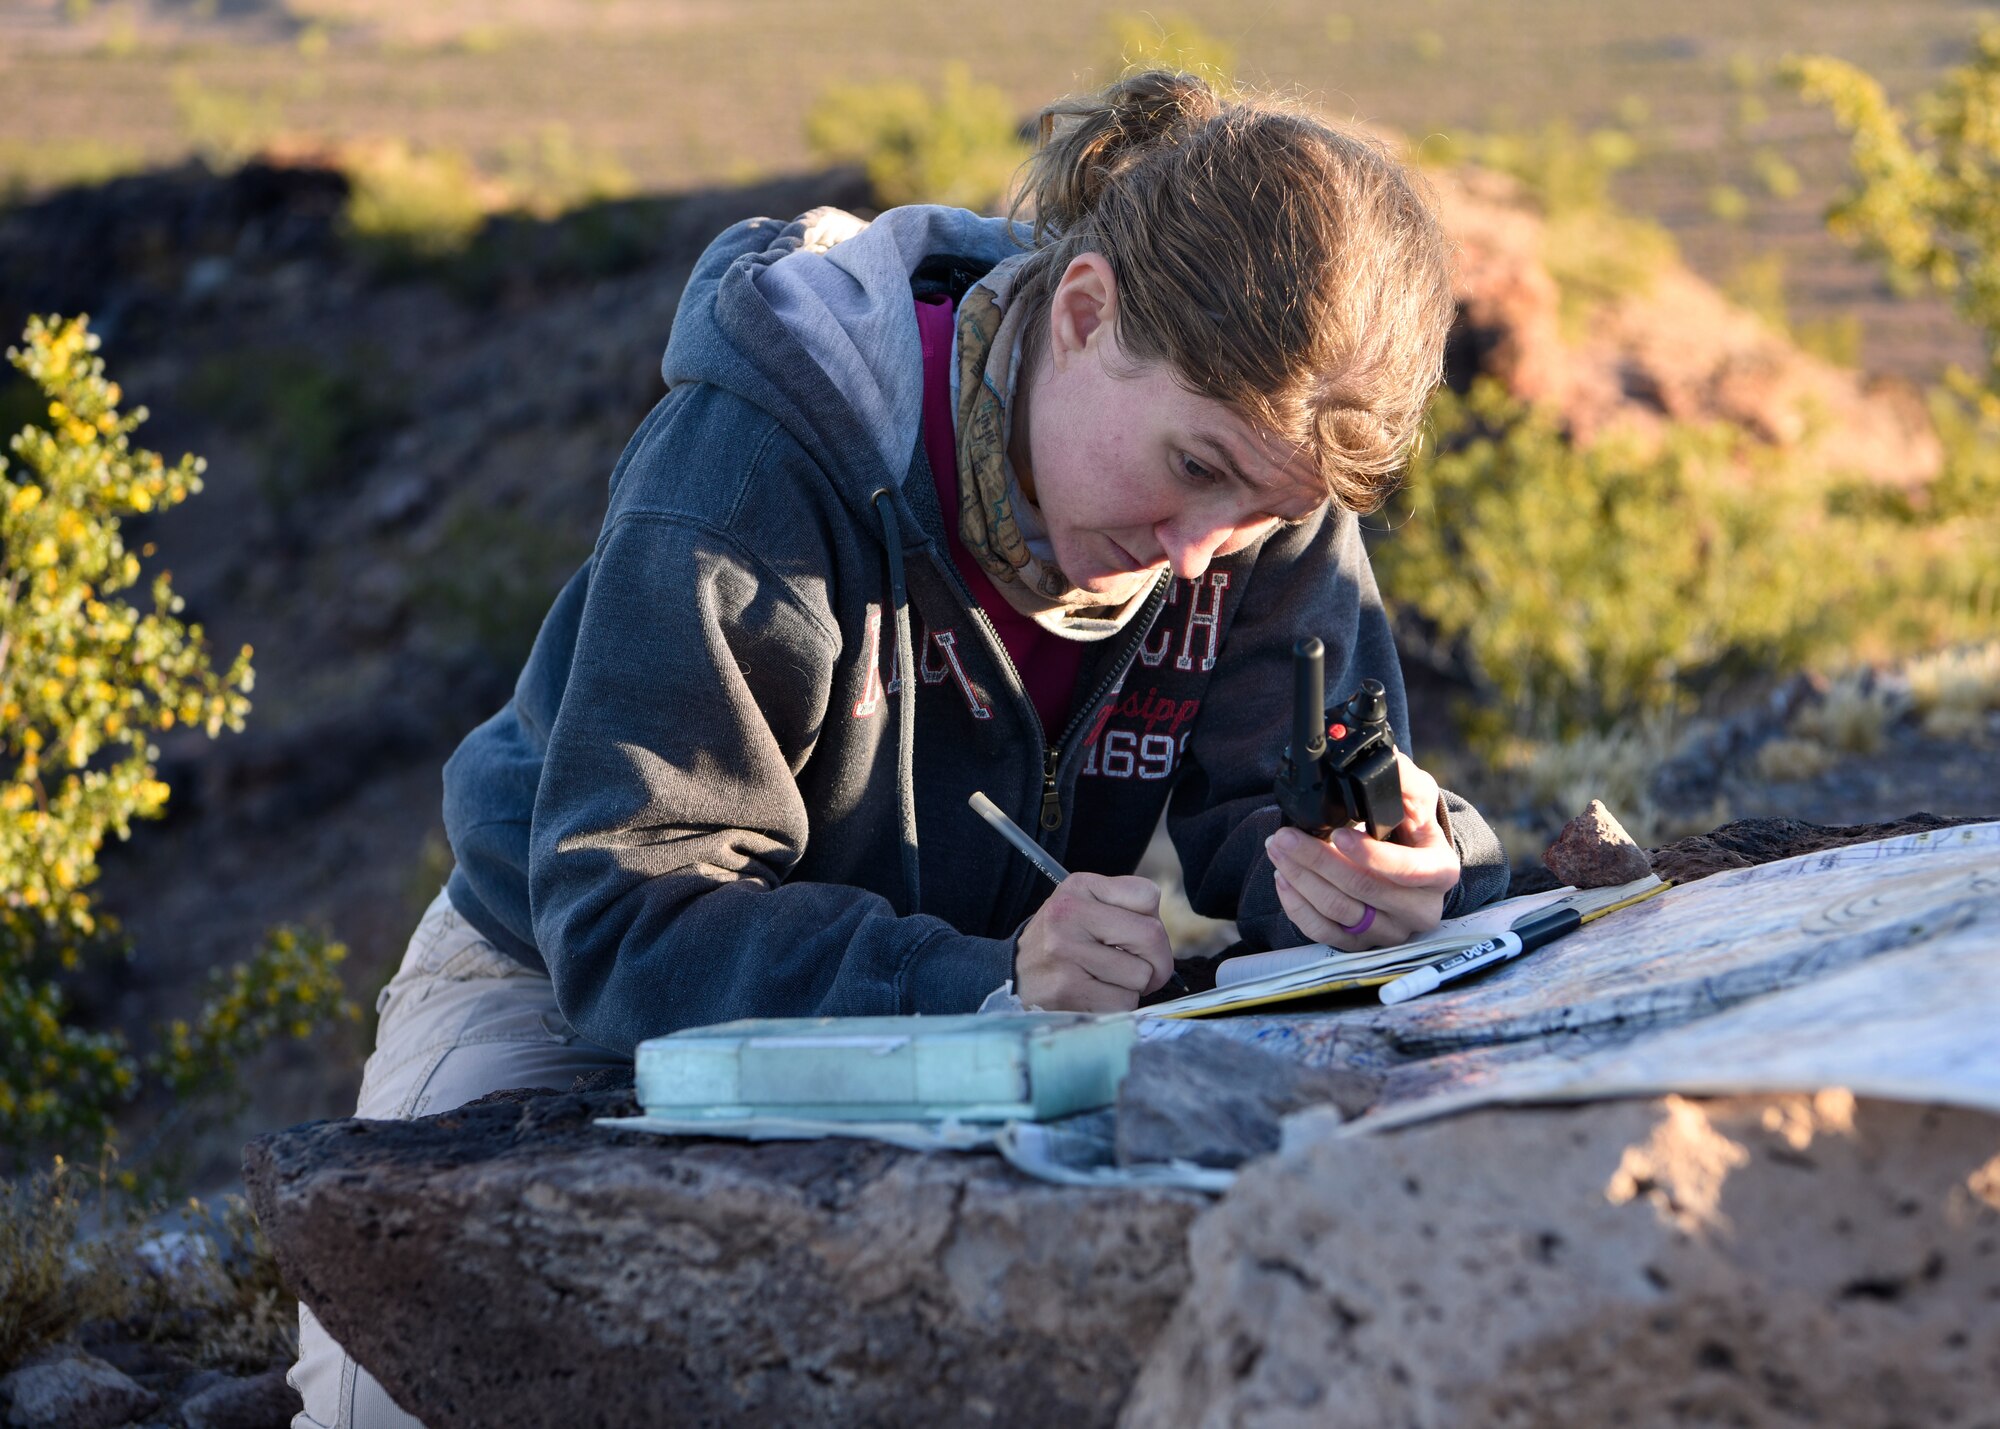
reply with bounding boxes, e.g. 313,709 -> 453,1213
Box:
1020,70 -> 1222,235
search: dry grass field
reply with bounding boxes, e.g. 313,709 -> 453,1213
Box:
4,0 -> 1991,381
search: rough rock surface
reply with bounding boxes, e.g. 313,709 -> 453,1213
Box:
1433,165 -> 1941,490
245,814 -> 2000,1426
0,1346 -> 159,1429
1646,811 -> 1992,886
244,1086 -> 1203,1429
176,1367 -> 301,1429
1543,798 -> 1653,889
1502,809 -> 1994,899
1116,1027 -> 1380,1168
1122,1093 -> 2000,1428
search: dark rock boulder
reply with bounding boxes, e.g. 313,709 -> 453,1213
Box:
0,1345 -> 159,1429
244,1087 -> 1203,1429
1116,1026 -> 1380,1168
176,1367 -> 302,1429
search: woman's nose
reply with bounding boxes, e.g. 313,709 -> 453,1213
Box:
1155,518 -> 1233,581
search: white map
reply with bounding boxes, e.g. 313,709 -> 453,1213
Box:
1347,821 -> 2000,1132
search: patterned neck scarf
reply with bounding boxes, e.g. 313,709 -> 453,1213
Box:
950,257 -> 1160,642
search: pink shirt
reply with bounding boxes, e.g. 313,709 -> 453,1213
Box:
915,295 -> 1082,741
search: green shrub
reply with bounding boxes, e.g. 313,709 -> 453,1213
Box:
1376,379 -> 1991,752
0,138 -> 145,207
1906,642 -> 2000,741
0,1155 -> 136,1369
1792,672 -> 1905,753
135,1192 -> 300,1371
339,140 -> 497,265
444,195 -> 683,304
1796,313 -> 1864,368
1752,147 -> 1802,200
806,64 -> 1028,212
1755,735 -> 1839,782
1476,718 -> 1722,845
498,124 -> 635,220
1725,252 -> 1792,332
1456,120 -> 1639,217
1787,21 -> 2000,404
2,1158 -> 299,1373
337,133 -> 637,273
169,72 -> 285,171
150,926 -> 352,1112
0,317 -> 354,1162
1707,183 -> 1749,224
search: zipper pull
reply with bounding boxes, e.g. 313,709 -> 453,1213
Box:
1040,747 -> 1063,831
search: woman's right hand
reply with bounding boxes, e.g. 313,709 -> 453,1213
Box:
1014,872 -> 1174,1012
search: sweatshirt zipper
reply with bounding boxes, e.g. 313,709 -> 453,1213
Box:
936,553 -> 1171,842
1039,747 -> 1063,832
1034,575 -> 1173,834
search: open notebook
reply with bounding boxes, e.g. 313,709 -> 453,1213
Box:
1144,873 -> 1667,1019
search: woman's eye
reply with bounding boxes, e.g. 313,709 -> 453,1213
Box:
1178,452 -> 1218,485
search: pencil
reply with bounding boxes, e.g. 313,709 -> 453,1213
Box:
966,790 -> 1190,1001
967,791 -> 1069,886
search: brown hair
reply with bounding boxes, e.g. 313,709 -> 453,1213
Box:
1009,71 -> 1455,513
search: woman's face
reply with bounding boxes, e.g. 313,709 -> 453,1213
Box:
1010,254 -> 1328,599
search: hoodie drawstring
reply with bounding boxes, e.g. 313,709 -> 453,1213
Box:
870,488 -> 922,916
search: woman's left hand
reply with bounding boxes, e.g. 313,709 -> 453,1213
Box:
1263,751 -> 1463,949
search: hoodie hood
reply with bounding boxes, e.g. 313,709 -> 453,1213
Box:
661,204 -> 1031,523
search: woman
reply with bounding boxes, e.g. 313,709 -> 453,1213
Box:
293,71 -> 1507,1429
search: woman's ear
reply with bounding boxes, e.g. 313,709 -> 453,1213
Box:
1048,253 -> 1119,368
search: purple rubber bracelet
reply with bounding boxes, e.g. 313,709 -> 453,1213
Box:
1336,903 -> 1376,937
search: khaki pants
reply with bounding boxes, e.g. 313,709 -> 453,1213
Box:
289,888 -> 629,1429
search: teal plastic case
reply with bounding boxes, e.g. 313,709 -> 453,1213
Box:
634,1013 -> 1134,1123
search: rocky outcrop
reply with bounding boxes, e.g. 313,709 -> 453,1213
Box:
243,1085 -> 1204,1429
0,1346 -> 158,1429
1433,166 -> 1942,490
176,1368 -> 302,1429
1645,810 -> 1992,886
1497,809 -> 1994,898
245,815 -> 1999,1425
248,1085 -> 2000,1429
1121,1092 -> 2000,1428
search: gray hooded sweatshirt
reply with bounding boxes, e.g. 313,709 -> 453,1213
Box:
440,204 -> 1508,1057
